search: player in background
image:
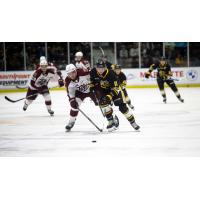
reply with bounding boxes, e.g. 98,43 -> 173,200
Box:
23,60 -> 64,115
100,55 -> 113,70
90,60 -> 140,131
144,56 -> 184,103
65,64 -> 98,132
112,64 -> 134,110
74,51 -> 91,71
35,56 -> 54,70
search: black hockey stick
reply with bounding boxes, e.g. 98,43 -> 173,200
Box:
5,86 -> 58,103
16,85 -> 28,89
93,91 -> 105,117
5,93 -> 38,103
99,46 -> 105,57
78,107 -> 103,132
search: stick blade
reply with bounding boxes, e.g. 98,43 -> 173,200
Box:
4,96 -> 18,103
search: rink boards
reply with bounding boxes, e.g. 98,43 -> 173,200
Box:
0,67 -> 200,92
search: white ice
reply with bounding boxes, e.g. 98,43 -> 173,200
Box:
0,87 -> 200,156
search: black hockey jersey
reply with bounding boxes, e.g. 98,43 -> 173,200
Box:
148,62 -> 173,79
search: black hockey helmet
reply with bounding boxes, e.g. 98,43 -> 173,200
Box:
115,64 -> 121,69
160,56 -> 166,61
96,59 -> 106,68
111,64 -> 121,70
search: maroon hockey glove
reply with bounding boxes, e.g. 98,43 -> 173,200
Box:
70,98 -> 78,109
58,79 -> 64,87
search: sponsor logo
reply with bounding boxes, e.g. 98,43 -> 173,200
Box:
186,70 -> 198,81
126,73 -> 135,80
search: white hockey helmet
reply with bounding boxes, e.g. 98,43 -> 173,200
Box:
66,64 -> 76,75
40,56 -> 46,62
75,51 -> 83,57
40,60 -> 48,66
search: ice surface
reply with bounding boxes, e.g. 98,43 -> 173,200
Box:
0,88 -> 200,156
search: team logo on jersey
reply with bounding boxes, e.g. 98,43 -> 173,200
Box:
186,70 -> 198,81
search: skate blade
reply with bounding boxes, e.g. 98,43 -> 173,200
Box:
107,127 -> 117,132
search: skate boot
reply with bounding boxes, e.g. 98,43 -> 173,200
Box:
107,119 -> 117,132
128,104 -> 134,110
23,103 -> 28,111
163,98 -> 167,103
65,121 -> 75,132
178,97 -> 184,103
48,109 -> 54,116
114,115 -> 119,129
131,121 -> 140,130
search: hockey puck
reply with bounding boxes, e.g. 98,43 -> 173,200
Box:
91,140 -> 97,143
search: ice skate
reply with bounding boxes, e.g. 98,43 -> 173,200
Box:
131,121 -> 140,130
128,104 -> 134,110
23,103 -> 28,111
65,121 -> 75,132
163,98 -> 167,103
114,115 -> 119,128
178,97 -> 184,103
48,109 -> 54,116
107,119 -> 117,132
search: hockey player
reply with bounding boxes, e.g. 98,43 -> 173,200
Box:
35,56 -> 54,70
112,64 -> 134,109
65,64 -> 98,132
144,56 -> 184,103
23,59 -> 64,115
90,60 -> 140,131
100,55 -> 113,70
74,51 -> 91,71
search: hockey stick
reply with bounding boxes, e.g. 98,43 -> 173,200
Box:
93,91 -> 105,117
99,46 -> 105,57
5,93 -> 38,103
78,107 -> 103,132
5,86 -> 58,103
16,85 -> 28,89
141,76 -> 181,82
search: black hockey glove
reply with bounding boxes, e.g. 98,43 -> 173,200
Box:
144,72 -> 151,78
100,94 -> 112,105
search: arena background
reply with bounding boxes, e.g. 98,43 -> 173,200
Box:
0,42 -> 200,92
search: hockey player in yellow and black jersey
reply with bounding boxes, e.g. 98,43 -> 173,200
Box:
112,64 -> 134,110
90,60 -> 140,131
145,56 -> 184,103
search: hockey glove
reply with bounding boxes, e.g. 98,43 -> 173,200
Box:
144,72 -> 151,78
100,95 -> 112,105
58,79 -> 64,87
69,98 -> 78,109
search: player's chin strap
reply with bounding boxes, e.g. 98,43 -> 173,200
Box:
4,86 -> 58,103
78,107 -> 103,132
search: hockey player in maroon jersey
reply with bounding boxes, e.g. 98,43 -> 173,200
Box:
74,51 -> 91,71
35,56 -> 54,70
64,64 -> 97,132
23,60 -> 64,116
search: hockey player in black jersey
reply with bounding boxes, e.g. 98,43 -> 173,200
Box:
112,64 -> 134,110
90,60 -> 140,131
99,55 -> 113,70
145,56 -> 184,103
